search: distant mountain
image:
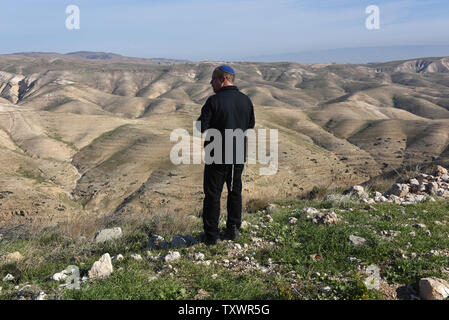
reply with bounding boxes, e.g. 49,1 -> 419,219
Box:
242,45 -> 449,64
8,51 -> 190,65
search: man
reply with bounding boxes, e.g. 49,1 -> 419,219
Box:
197,65 -> 255,245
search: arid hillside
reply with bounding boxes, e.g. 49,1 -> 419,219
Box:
0,53 -> 448,232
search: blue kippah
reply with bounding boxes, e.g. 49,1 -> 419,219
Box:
218,65 -> 235,75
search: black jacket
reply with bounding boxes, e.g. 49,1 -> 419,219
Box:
197,86 -> 255,164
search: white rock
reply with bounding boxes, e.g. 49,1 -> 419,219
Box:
2,274 -> 14,281
419,277 -> 449,300
427,182 -> 439,193
288,217 -> 298,224
131,254 -> 142,261
52,272 -> 67,282
240,221 -> 250,229
112,254 -> 124,262
164,251 -> 181,263
417,184 -> 427,192
303,207 -> 319,215
414,194 -> 426,202
88,253 -> 113,280
380,230 -> 401,237
34,291 -> 47,300
388,183 -> 409,197
202,260 -> 211,266
94,227 -> 123,244
260,267 -> 269,273
433,165 -> 448,177
194,253 -> 205,261
350,185 -> 369,199
349,235 -> 367,246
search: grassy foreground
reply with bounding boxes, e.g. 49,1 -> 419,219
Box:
1,197 -> 448,300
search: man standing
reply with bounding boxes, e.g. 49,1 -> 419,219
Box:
197,65 -> 255,245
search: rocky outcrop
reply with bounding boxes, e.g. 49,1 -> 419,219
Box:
350,165 -> 449,205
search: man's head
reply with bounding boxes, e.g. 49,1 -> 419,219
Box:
210,65 -> 235,93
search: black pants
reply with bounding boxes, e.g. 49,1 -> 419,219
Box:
202,163 -> 244,241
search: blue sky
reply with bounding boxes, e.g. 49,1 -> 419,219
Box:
1,0 -> 448,62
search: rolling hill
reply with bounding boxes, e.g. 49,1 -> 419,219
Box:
1,53 -> 449,231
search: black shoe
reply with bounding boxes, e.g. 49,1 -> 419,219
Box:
198,233 -> 219,246
221,228 -> 240,241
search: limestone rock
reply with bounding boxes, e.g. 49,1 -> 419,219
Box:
303,207 -> 319,215
88,253 -> 113,280
419,277 -> 449,300
387,183 -> 409,197
112,254 -> 124,262
164,251 -> 181,263
33,291 -> 47,300
94,227 -> 123,244
52,272 -> 67,282
240,221 -> 250,229
2,274 -> 14,281
287,217 -> 298,224
349,185 -> 369,199
194,253 -> 205,261
349,235 -> 367,246
433,165 -> 448,177
130,254 -> 142,261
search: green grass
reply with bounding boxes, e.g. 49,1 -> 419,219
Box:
16,167 -> 46,184
1,198 -> 449,300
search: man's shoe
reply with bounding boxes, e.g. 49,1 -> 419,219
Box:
198,233 -> 219,246
220,228 -> 240,241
